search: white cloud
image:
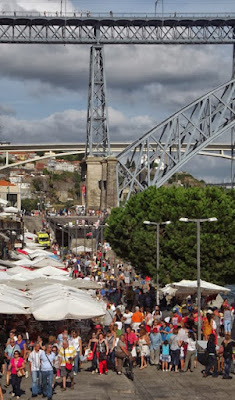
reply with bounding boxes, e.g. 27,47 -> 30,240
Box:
0,106 -> 155,143
0,0 -> 74,13
0,104 -> 16,116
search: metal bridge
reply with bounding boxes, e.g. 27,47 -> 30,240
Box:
0,11 -> 234,202
117,79 -> 235,203
0,12 -> 234,45
0,142 -> 233,171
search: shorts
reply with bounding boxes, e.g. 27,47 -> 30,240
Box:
60,366 -> 74,378
161,354 -> 170,362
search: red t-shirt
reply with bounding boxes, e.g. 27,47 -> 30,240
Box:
172,314 -> 182,328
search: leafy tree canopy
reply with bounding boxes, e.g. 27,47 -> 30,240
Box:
105,186 -> 235,285
21,198 -> 38,212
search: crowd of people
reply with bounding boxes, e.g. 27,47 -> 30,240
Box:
0,290 -> 234,400
0,219 -> 234,399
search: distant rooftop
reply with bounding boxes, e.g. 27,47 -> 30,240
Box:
0,180 -> 16,187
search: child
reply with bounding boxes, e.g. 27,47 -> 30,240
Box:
162,340 -> 170,371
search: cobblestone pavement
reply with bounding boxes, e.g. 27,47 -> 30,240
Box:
3,363 -> 235,400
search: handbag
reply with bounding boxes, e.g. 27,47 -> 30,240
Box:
65,362 -> 73,371
131,346 -> 137,358
87,343 -> 97,362
17,369 -> 26,377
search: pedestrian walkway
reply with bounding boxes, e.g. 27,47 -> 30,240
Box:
4,363 -> 234,400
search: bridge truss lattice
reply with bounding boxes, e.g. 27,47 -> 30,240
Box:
117,79 -> 235,204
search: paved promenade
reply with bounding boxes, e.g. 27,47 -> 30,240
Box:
3,362 -> 235,400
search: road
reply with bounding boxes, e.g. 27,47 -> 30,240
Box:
4,360 -> 234,400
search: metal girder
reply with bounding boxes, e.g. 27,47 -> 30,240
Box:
0,14 -> 234,44
86,45 -> 110,157
117,79 -> 235,204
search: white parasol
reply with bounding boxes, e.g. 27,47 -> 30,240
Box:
30,284 -> 105,321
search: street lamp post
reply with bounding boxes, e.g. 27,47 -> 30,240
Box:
68,225 -> 70,252
143,219 -> 171,305
179,217 -> 217,339
61,226 -> 64,255
155,0 -> 164,16
91,225 -> 94,255
75,224 -> 78,255
155,0 -> 159,16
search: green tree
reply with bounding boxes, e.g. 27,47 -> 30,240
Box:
105,186 -> 235,285
21,198 -> 38,212
32,177 -> 44,192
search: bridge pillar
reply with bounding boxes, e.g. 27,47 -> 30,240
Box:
83,43 -> 116,211
100,159 -> 107,210
84,156 -> 103,210
106,157 -> 118,210
86,45 -> 110,157
82,156 -> 118,211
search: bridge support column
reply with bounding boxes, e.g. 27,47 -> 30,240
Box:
100,159 -> 107,210
82,156 -> 118,211
84,156 -> 103,210
106,157 -> 118,210
86,45 -> 110,157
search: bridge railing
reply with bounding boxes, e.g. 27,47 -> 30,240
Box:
0,12 -> 235,19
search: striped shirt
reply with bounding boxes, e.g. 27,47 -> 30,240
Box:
58,346 -> 76,366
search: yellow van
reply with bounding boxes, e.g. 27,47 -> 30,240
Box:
36,232 -> 50,248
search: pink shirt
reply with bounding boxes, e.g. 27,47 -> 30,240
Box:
124,332 -> 137,349
10,357 -> 24,375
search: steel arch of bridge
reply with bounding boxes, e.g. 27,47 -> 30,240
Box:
117,79 -> 235,204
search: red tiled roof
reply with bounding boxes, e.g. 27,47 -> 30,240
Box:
0,180 -> 16,187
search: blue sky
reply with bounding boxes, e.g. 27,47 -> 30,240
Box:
0,0 -> 234,183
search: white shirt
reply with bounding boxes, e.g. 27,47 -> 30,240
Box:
177,328 -> 188,342
70,336 -> 81,352
28,349 -> 43,371
186,338 -> 196,352
123,312 -> 133,325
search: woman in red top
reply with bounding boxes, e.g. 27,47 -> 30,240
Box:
8,350 -> 25,399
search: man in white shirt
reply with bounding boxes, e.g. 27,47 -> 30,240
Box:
28,343 -> 43,397
123,308 -> 133,331
57,329 -> 70,348
70,330 -> 82,375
